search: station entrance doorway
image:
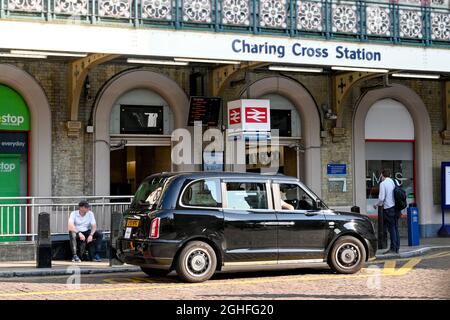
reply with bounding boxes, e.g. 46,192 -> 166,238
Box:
110,145 -> 171,196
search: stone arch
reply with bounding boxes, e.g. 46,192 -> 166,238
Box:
353,84 -> 433,230
0,64 -> 52,196
93,69 -> 189,195
241,76 -> 322,195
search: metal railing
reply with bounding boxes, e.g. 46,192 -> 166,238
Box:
0,0 -> 448,46
0,195 -> 133,241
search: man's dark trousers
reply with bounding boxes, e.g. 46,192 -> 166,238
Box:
69,230 -> 103,259
383,207 -> 400,253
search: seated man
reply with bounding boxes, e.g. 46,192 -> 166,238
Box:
68,201 -> 103,262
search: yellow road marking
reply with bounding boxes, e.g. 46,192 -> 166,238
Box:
370,250 -> 450,264
2,251 -> 448,298
383,258 -> 422,276
0,273 -> 369,298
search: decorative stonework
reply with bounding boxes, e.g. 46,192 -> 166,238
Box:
183,0 -> 212,23
222,0 -> 250,25
142,0 -> 172,20
297,1 -> 322,31
259,0 -> 287,28
54,0 -> 88,15
366,6 -> 390,36
431,13 -> 450,40
399,10 -> 422,38
332,4 -> 358,33
431,0 -> 449,8
7,0 -> 43,12
98,0 -> 131,18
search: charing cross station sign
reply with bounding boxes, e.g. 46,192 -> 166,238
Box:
0,20 -> 449,72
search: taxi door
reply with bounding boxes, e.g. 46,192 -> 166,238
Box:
222,179 -> 278,265
273,181 -> 328,262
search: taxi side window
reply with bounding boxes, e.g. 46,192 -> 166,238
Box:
225,182 -> 268,210
181,179 -> 221,208
279,183 -> 315,211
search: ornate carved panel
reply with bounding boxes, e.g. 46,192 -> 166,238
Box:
142,0 -> 173,19
297,1 -> 323,31
366,6 -> 390,36
222,0 -> 250,25
399,10 -> 423,38
98,0 -> 131,18
260,0 -> 288,28
332,4 -> 358,33
183,0 -> 212,23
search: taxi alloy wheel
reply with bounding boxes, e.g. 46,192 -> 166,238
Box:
329,236 -> 366,274
176,241 -> 217,283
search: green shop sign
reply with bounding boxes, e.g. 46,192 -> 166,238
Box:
0,85 -> 30,131
0,155 -> 21,241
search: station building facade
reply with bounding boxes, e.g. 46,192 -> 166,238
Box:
0,0 -> 449,238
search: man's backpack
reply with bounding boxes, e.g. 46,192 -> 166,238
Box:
392,178 -> 407,211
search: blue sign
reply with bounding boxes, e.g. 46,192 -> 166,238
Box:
203,151 -> 224,172
327,164 -> 347,175
0,132 -> 27,154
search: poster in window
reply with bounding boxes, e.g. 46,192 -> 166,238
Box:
120,105 -> 163,134
270,110 -> 291,137
366,160 -> 415,214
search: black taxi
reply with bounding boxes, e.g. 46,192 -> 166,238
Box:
116,172 -> 377,282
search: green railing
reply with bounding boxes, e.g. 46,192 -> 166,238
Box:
0,0 -> 449,46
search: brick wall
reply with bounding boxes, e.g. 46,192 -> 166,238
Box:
1,60 -> 447,208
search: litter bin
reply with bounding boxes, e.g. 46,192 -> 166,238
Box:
407,204 -> 420,246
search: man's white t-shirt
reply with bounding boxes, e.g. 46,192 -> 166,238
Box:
69,210 -> 96,232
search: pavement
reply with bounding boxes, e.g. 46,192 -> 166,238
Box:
375,237 -> 450,260
0,260 -> 140,278
0,237 -> 449,278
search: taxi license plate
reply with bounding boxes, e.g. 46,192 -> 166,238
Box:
127,219 -> 140,227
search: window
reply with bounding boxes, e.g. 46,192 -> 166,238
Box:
365,142 -> 415,214
225,182 -> 268,210
132,176 -> 169,208
278,183 -> 315,211
181,179 -> 221,208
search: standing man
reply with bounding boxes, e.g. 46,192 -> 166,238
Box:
373,169 -> 400,254
68,201 -> 103,262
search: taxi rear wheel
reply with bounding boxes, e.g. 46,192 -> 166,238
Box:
328,236 -> 366,274
176,241 -> 217,283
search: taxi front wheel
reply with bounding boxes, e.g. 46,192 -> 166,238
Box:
328,236 -> 366,274
176,241 -> 217,283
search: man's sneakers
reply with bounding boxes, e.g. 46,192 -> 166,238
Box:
72,254 -> 101,262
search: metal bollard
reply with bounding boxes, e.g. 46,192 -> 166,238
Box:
377,206 -> 387,250
109,212 -> 124,266
36,212 -> 52,268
